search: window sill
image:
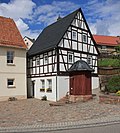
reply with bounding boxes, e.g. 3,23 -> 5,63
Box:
8,86 -> 16,88
7,63 -> 15,66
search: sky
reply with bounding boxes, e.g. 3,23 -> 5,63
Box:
0,0 -> 120,39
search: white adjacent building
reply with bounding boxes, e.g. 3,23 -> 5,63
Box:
0,16 -> 27,101
27,8 -> 99,101
23,36 -> 35,50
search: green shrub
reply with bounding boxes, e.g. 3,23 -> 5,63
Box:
41,95 -> 47,101
107,75 -> 120,93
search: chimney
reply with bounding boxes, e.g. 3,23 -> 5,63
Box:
57,15 -> 62,21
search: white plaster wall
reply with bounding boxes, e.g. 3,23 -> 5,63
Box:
57,76 -> 69,100
31,76 -> 57,101
92,77 -> 99,89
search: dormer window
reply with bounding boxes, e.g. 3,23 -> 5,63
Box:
72,31 -> 77,40
82,34 -> 87,43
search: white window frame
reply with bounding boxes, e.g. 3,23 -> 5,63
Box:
7,79 -> 15,88
46,79 -> 52,93
87,55 -> 92,66
44,54 -> 48,64
68,53 -> 74,63
36,57 -> 40,66
101,46 -> 107,49
40,79 -> 45,92
7,51 -> 14,64
72,31 -> 77,40
82,34 -> 87,43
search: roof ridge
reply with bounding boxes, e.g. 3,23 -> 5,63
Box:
44,8 -> 80,30
93,34 -> 119,38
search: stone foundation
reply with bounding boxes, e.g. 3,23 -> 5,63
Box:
99,95 -> 120,104
69,95 -> 92,102
0,95 -> 27,101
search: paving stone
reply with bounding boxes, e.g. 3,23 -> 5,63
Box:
0,97 -> 120,130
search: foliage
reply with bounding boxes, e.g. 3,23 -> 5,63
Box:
41,95 -> 47,101
107,75 -> 120,93
98,58 -> 120,67
115,45 -> 120,53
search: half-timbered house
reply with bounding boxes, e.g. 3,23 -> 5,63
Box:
27,8 -> 99,101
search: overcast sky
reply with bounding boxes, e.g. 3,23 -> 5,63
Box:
0,0 -> 120,39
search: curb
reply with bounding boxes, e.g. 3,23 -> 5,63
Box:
0,115 -> 120,132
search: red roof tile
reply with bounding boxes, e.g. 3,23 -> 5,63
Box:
93,35 -> 120,46
0,16 -> 27,49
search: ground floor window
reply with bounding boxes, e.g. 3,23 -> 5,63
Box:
46,79 -> 52,92
7,79 -> 15,88
40,79 -> 45,92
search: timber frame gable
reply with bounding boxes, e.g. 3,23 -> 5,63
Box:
27,8 -> 99,78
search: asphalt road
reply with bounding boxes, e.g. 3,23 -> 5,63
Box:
34,123 -> 120,133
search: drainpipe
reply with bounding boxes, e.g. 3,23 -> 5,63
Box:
56,75 -> 58,101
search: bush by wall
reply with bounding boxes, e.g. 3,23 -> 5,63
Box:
107,75 -> 120,93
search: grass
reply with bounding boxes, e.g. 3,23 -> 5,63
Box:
98,58 -> 120,67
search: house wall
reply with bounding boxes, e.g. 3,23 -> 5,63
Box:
31,76 -> 57,101
0,46 -> 27,101
24,37 -> 33,50
30,76 -> 69,101
57,76 -> 69,100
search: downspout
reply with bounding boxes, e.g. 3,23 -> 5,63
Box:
56,75 -> 58,101
56,45 -> 59,101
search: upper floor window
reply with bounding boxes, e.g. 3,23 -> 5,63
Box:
87,55 -> 92,66
82,34 -> 87,43
7,51 -> 14,64
101,46 -> 107,49
44,54 -> 48,64
72,31 -> 77,40
68,53 -> 74,63
36,57 -> 40,66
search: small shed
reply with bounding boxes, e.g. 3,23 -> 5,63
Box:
68,60 -> 94,96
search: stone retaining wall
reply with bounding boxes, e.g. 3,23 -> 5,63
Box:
99,95 -> 120,104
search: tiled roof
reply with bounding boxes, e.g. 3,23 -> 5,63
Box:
93,35 -> 120,46
0,16 -> 27,49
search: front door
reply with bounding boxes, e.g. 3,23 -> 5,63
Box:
70,75 -> 83,95
32,81 -> 35,98
70,76 -> 74,95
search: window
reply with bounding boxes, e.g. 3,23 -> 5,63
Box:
44,54 -> 48,64
40,80 -> 45,92
7,51 -> 14,64
82,34 -> 87,43
101,46 -> 107,49
68,53 -> 73,63
72,31 -> 77,40
7,79 -> 15,88
47,79 -> 52,92
87,55 -> 92,65
36,57 -> 39,66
